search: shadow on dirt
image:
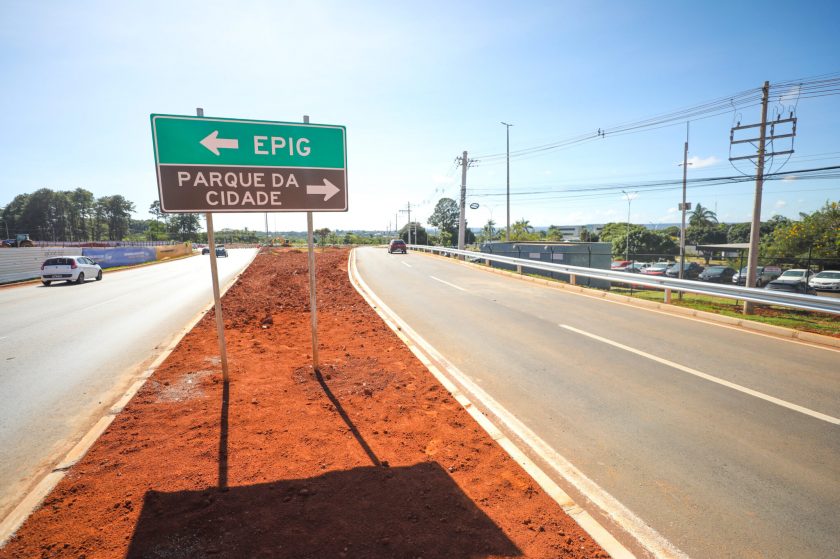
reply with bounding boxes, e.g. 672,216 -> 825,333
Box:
125,462 -> 521,559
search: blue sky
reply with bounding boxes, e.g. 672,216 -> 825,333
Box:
1,0 -> 838,234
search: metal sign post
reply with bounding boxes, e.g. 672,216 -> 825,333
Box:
304,115 -> 320,372
196,107 -> 229,382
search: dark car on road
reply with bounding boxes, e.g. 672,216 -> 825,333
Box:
697,266 -> 737,283
388,239 -> 407,254
765,269 -> 815,295
215,245 -> 228,258
665,261 -> 704,279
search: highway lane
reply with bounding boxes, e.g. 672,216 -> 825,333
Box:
0,249 -> 257,519
355,247 -> 840,559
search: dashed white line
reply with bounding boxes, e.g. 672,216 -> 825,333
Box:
401,261 -> 412,268
430,275 -> 467,292
560,324 -> 840,426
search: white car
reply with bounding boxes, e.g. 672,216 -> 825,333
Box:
41,256 -> 103,286
809,270 -> 840,292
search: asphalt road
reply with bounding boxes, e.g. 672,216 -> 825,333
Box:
355,247 -> 840,559
0,249 -> 256,519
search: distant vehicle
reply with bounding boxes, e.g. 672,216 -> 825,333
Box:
215,246 -> 228,258
665,261 -> 704,279
765,269 -> 815,295
627,262 -> 652,273
697,266 -> 737,283
611,260 -> 632,271
1,233 -> 35,248
388,239 -> 407,254
732,265 -> 782,287
641,263 -> 671,276
201,247 -> 210,255
41,256 -> 102,286
808,270 -> 840,292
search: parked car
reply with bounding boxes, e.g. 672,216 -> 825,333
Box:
611,260 -> 632,271
388,239 -> 407,254
808,270 -> 840,292
641,262 -> 671,276
697,266 -> 737,283
41,256 -> 102,286
765,269 -> 815,295
665,261 -> 704,279
732,265 -> 782,287
201,246 -> 210,255
215,245 -> 228,257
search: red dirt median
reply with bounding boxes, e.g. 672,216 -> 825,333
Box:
1,248 -> 608,559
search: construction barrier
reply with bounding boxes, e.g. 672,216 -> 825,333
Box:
82,247 -> 157,269
155,242 -> 192,260
0,243 -> 194,284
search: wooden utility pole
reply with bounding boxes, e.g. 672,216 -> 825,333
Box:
678,122 -> 690,299
743,81 -> 770,315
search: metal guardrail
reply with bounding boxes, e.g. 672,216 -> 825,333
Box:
408,245 -> 840,316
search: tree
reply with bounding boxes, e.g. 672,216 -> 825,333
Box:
545,225 -> 564,241
479,219 -> 497,243
600,222 -> 677,258
579,228 -> 598,242
399,222 -> 428,245
428,198 -> 460,239
765,200 -> 839,259
689,203 -> 718,227
511,218 -> 537,241
167,213 -> 202,242
315,227 -> 331,245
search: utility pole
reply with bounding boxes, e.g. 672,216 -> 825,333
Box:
407,202 -> 412,245
456,151 -> 475,251
501,122 -> 513,241
678,122 -> 692,295
621,190 -> 637,261
742,82 -> 770,315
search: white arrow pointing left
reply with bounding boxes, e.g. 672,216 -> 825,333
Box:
200,130 -> 239,156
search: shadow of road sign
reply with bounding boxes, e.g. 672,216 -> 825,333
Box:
126,462 -> 520,559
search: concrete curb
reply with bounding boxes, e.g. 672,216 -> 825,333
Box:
421,251 -> 840,351
0,249 -> 259,547
349,249 -> 689,559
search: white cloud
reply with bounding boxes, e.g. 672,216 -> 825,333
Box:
431,174 -> 453,185
782,175 -> 797,181
779,85 -> 801,104
686,155 -> 719,169
774,199 -> 787,209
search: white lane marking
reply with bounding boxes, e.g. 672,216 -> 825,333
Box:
560,324 -> 840,426
430,275 -> 466,292
401,261 -> 412,268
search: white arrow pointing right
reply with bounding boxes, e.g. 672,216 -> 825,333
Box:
306,179 -> 340,202
200,131 -> 239,156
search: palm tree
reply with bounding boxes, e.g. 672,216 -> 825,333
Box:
689,203 -> 718,227
511,218 -> 534,241
481,219 -> 496,242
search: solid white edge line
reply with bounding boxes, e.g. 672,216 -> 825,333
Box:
0,249 -> 260,547
560,324 -> 840,426
350,248 -> 689,559
430,275 -> 467,292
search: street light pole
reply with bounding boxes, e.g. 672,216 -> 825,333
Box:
501,122 -> 513,242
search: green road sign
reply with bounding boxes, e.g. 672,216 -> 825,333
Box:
150,114 -> 347,212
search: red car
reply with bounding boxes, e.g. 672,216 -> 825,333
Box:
641,263 -> 671,276
611,260 -> 632,271
388,239 -> 407,254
